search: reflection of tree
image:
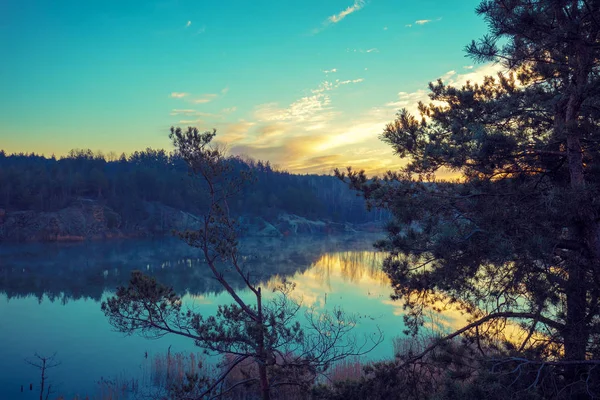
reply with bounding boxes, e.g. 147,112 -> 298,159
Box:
310,251 -> 389,287
0,234 -> 380,302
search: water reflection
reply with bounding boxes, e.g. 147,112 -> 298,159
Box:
0,234 -> 478,399
0,234 -> 404,398
0,234 -> 382,302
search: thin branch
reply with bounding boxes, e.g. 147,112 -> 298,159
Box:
397,312 -> 564,369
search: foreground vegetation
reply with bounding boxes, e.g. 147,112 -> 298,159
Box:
50,332 -> 599,400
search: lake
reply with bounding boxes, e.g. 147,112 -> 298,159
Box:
0,234 -> 461,399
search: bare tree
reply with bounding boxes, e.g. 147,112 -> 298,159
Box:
25,353 -> 60,400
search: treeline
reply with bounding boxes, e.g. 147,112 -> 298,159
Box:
0,149 -> 385,225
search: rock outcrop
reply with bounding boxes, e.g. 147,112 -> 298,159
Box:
275,213 -> 354,235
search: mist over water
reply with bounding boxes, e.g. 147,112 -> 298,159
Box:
0,234 -> 455,398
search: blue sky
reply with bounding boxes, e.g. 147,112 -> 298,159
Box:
0,0 -> 498,174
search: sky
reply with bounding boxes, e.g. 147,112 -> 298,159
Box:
0,0 -> 501,175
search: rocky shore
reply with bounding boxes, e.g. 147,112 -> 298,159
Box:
0,199 -> 382,242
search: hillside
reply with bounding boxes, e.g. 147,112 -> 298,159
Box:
0,149 -> 387,241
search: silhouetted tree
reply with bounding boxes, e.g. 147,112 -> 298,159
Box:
25,353 -> 60,400
102,128 -> 382,400
339,0 -> 600,396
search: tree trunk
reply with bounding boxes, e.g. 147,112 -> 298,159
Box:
565,94 -> 585,189
258,363 -> 270,400
39,357 -> 45,400
256,287 -> 271,400
564,262 -> 588,360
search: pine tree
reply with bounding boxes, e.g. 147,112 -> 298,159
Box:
103,128 -> 382,399
338,0 -> 600,368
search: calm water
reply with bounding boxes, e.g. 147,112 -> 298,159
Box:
0,234 -> 461,399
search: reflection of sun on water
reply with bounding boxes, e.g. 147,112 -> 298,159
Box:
188,250 -> 534,351
264,251 -> 391,309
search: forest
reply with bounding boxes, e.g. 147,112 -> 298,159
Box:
0,148 -> 383,230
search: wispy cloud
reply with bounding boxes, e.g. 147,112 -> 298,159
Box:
179,119 -> 203,124
311,77 -> 364,94
227,64 -> 505,175
329,0 -> 365,23
339,78 -> 364,85
255,80 -> 349,124
170,92 -> 189,98
170,109 -> 197,115
255,94 -> 333,124
408,17 -> 442,27
222,106 -> 237,114
193,94 -> 218,104
386,64 -> 506,115
346,48 -> 380,53
252,78 -> 364,125
312,0 -> 366,34
323,68 -> 338,74
213,120 -> 255,143
185,20 -> 192,28
463,65 -> 474,69
170,65 -> 508,176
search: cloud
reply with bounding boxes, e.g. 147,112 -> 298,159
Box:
193,94 -> 218,104
463,65 -> 474,69
243,63 -> 505,175
312,0 -> 365,34
329,0 -> 365,23
256,123 -> 289,140
386,89 -> 430,115
323,68 -> 338,74
386,63 -> 506,115
179,119 -> 203,125
186,20 -> 191,28
255,94 -> 333,124
213,120 -> 255,143
290,154 -> 343,174
170,109 -> 197,115
195,111 -> 219,117
186,88 -> 227,104
411,17 -> 442,26
230,135 -> 328,166
338,78 -> 364,85
170,92 -> 189,98
193,64 -> 506,176
346,48 -> 379,54
383,26 -> 388,30
254,77 -> 364,127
